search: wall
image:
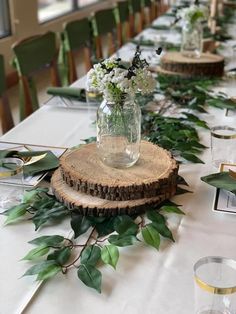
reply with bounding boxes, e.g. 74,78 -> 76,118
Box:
0,0 -> 114,75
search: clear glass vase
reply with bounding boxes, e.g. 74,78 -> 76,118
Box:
181,21 -> 203,58
97,94 -> 141,168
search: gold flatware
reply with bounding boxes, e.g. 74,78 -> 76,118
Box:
23,153 -> 47,166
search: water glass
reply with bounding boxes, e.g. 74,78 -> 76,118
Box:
210,126 -> 236,168
85,90 -> 103,121
0,158 -> 24,209
194,256 -> 236,314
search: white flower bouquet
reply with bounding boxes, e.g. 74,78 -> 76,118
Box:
177,5 -> 209,25
86,47 -> 157,104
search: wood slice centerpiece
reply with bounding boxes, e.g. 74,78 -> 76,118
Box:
158,52 -> 224,77
51,141 -> 179,215
58,141 -> 178,201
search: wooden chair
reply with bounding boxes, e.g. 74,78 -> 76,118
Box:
142,0 -> 155,25
60,17 -> 93,86
116,1 -> 132,47
12,31 -> 60,121
129,0 -> 144,36
92,8 -> 117,60
0,55 -> 14,134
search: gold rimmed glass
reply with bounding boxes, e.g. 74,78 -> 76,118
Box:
194,256 -> 236,314
0,157 -> 24,209
210,126 -> 236,168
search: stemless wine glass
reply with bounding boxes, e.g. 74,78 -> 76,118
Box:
85,89 -> 103,121
210,126 -> 236,168
0,157 -> 24,209
194,256 -> 236,314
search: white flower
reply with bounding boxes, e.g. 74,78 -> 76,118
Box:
177,5 -> 208,25
86,53 -> 157,102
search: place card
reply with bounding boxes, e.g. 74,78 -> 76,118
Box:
213,163 -> 236,214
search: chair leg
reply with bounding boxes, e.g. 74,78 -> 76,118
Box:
95,36 -> 103,60
0,94 -> 14,134
129,14 -> 135,37
67,51 -> 77,84
83,47 -> 92,71
19,76 -> 34,120
108,33 -> 116,56
50,59 -> 61,86
117,23 -> 123,47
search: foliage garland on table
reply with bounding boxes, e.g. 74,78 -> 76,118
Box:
2,187 -> 187,292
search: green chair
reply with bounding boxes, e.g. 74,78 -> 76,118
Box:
12,31 -> 60,121
92,8 -> 117,60
59,17 -> 93,86
116,0 -> 132,47
0,55 -> 14,134
129,0 -> 144,36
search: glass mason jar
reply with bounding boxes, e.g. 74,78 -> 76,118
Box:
97,94 -> 141,168
181,21 -> 203,58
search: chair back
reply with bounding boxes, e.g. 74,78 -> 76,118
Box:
129,0 -> 144,35
12,31 -> 60,120
92,8 -> 117,59
60,18 -> 93,85
0,55 -> 14,133
116,1 -> 131,46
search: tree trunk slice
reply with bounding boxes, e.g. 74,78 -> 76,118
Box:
160,52 -> 224,77
51,169 -> 173,216
59,140 -> 178,201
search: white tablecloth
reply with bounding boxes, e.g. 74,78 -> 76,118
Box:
1,10 -> 236,314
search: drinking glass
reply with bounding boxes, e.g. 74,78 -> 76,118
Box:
0,158 -> 24,209
85,89 -> 103,121
194,256 -> 236,314
210,126 -> 236,168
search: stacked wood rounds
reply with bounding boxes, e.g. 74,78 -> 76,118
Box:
51,141 -> 179,216
158,52 -> 224,77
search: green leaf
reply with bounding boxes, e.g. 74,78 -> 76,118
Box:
32,206 -> 69,230
77,264 -> 102,293
181,152 -> 204,164
201,172 -> 236,194
80,245 -> 101,266
22,245 -> 50,260
28,235 -> 64,246
4,204 -> 28,225
47,247 -> 71,265
177,175 -> 189,186
176,187 -> 192,195
108,234 -> 137,247
23,188 -> 48,203
160,205 -> 185,215
70,213 -> 92,239
22,260 -> 59,276
36,263 -> 61,281
141,225 -> 160,250
101,245 -> 119,269
147,210 -> 166,224
151,222 -> 175,242
94,217 -> 116,237
114,215 -> 138,236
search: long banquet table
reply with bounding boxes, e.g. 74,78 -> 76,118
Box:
0,8 -> 236,314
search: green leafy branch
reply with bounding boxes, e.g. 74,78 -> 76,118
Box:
142,113 -> 207,163
20,202 -> 185,293
1,188 -> 70,229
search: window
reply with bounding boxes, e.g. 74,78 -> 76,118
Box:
78,0 -> 99,7
38,0 -> 75,23
0,0 -> 11,39
38,0 -> 101,23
